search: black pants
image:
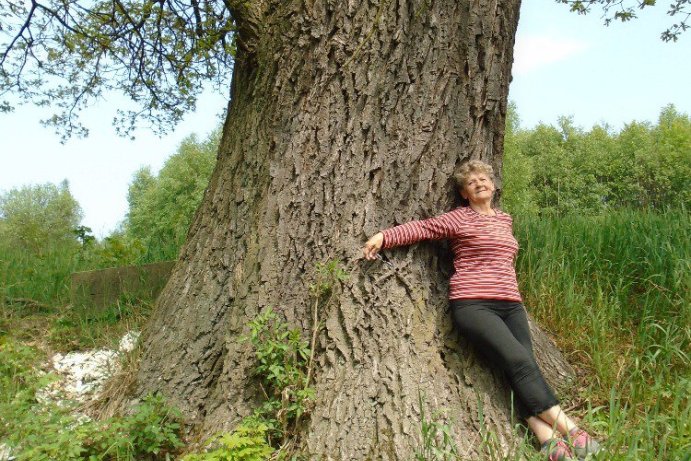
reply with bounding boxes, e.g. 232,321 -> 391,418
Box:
450,299 -> 559,419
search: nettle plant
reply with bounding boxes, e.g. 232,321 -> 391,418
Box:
244,307 -> 314,446
244,260 -> 347,445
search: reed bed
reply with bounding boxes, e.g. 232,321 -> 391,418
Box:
514,209 -> 690,460
0,243 -> 86,307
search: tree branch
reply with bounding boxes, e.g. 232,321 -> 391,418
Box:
556,0 -> 690,41
223,0 -> 265,54
0,1 -> 36,66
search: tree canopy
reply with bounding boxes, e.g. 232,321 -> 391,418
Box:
502,103 -> 691,215
0,0 -> 239,139
0,0 -> 688,139
0,180 -> 82,254
558,0 -> 690,41
125,128 -> 219,260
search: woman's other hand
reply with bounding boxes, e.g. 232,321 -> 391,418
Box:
363,232 -> 384,260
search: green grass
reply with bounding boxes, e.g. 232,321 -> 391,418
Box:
514,209 -> 690,460
0,344 -> 185,461
1,290 -> 152,353
1,209 -> 688,459
0,242 -> 85,307
0,239 -> 157,352
0,235 -> 174,311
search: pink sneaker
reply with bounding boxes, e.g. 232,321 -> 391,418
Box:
541,438 -> 576,461
568,428 -> 601,459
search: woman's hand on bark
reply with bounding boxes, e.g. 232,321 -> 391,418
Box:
363,232 -> 384,260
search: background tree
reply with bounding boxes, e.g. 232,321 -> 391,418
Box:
645,104 -> 691,207
502,104 -> 691,215
501,102 -> 538,216
125,128 -> 219,261
0,180 -> 82,254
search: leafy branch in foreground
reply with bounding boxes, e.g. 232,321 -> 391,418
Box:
0,0 -> 236,139
557,0 -> 690,42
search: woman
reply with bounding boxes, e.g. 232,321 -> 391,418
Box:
362,160 -> 600,461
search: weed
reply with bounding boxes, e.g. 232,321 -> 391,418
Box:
182,422 -> 274,461
414,393 -> 459,461
47,297 -> 152,352
243,307 -> 313,445
515,209 -> 690,459
185,260 -> 347,459
4,389 -> 183,460
245,260 -> 346,446
1,335 -> 183,461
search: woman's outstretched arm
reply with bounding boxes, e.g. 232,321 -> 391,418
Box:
362,210 -> 462,260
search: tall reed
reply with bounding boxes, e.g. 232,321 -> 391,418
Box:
514,209 -> 690,459
0,234 -> 178,309
0,242 -> 87,307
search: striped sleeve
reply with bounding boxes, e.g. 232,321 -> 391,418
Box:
381,211 -> 463,249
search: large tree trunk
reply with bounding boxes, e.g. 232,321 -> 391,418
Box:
134,0 -> 573,458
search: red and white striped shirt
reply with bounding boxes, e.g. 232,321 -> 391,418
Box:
381,206 -> 522,302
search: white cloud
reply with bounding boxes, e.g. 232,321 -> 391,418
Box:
513,35 -> 590,75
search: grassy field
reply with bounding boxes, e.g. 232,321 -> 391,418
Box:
1,209 -> 689,459
514,209 -> 690,460
0,243 -> 85,307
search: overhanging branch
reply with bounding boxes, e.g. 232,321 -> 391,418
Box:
223,0 -> 266,54
0,0 -> 237,138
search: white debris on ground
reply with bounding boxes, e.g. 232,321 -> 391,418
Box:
118,331 -> 140,353
37,331 -> 140,405
2,332 -> 142,461
50,349 -> 120,399
0,443 -> 14,461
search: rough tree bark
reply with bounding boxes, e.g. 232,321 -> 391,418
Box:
134,0 -> 573,458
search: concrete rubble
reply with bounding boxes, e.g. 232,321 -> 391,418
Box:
37,331 -> 140,404
2,331 -> 140,460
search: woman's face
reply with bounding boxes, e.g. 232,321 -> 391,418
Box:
461,172 -> 495,204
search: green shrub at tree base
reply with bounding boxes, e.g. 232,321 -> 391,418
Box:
243,307 -> 314,446
0,348 -> 185,461
182,423 -> 274,461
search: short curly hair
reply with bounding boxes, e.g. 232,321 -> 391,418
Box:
454,160 -> 495,190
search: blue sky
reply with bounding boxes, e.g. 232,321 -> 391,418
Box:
511,1 -> 690,129
1,0 -> 689,237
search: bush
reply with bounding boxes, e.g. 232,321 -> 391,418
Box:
0,180 -> 82,255
125,129 -> 219,262
502,104 -> 691,216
